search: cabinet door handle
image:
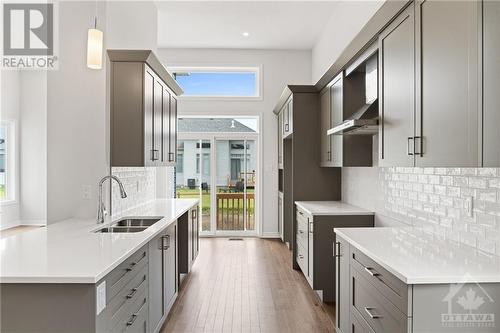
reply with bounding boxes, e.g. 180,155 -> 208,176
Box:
285,124 -> 289,132
298,211 -> 303,216
334,242 -> 341,258
161,235 -> 170,250
364,307 -> 382,319
169,152 -> 174,162
364,266 -> 380,277
309,221 -> 314,233
298,229 -> 304,234
407,137 -> 414,156
151,149 -> 159,161
414,136 -> 423,156
298,254 -> 304,259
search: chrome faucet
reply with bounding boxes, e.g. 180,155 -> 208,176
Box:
97,175 -> 127,224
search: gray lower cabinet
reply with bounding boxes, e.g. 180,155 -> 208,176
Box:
295,205 -> 374,302
178,205 -> 200,284
483,0 -> 500,166
335,236 -> 350,333
336,235 -> 500,333
149,222 -> 177,333
378,3 -> 415,167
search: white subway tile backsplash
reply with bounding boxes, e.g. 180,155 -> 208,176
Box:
376,167 -> 500,256
111,167 -> 156,216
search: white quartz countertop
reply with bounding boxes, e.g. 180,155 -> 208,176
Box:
295,201 -> 374,216
334,227 -> 500,284
0,199 -> 199,284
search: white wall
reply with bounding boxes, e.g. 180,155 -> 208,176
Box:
311,0 -> 384,83
20,71 -> 47,224
158,48 -> 312,236
46,1 -> 108,223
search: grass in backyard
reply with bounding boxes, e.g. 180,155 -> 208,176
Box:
176,187 -> 254,214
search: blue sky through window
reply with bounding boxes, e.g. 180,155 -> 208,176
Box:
174,72 -> 257,97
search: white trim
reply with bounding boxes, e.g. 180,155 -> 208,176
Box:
168,65 -> 263,100
261,232 -> 281,239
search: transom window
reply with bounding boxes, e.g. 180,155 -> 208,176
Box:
170,67 -> 261,98
0,121 -> 15,202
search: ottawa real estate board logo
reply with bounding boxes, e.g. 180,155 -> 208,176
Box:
2,3 -> 58,69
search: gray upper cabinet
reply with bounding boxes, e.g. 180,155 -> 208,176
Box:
330,74 -> 344,167
109,50 -> 183,167
415,0 -> 480,167
378,4 -> 415,167
483,0 -> 500,167
319,87 -> 332,166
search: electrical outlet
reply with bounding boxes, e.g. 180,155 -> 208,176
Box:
464,196 -> 473,217
82,185 -> 92,200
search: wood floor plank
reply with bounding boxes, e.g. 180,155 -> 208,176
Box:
163,238 -> 335,333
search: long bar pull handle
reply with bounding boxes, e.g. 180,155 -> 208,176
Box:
364,266 -> 380,277
364,307 -> 382,319
414,136 -> 423,156
334,242 -> 341,258
407,137 -> 414,156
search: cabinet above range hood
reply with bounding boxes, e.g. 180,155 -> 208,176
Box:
327,99 -> 378,135
327,50 -> 379,136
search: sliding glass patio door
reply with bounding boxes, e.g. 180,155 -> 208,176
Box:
215,139 -> 256,234
176,135 -> 258,236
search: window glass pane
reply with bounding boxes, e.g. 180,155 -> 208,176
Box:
178,117 -> 258,133
173,71 -> 257,97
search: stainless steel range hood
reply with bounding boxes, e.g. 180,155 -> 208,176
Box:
327,99 -> 378,135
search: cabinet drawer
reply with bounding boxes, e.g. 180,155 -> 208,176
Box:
111,290 -> 148,333
105,245 -> 148,302
351,308 -> 375,333
351,268 -> 407,333
350,246 -> 409,314
105,266 -> 148,331
296,207 -> 312,223
296,216 -> 308,249
296,242 -> 308,276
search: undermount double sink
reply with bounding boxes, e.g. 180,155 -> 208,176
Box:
95,217 -> 163,233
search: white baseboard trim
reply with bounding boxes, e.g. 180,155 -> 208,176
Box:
260,232 -> 281,238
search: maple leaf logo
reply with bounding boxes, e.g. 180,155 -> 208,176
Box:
457,288 -> 485,313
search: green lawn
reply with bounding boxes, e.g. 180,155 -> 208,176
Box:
176,187 -> 254,214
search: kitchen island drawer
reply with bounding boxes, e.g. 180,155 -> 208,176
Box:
105,245 -> 148,302
351,268 -> 408,333
350,246 -> 409,314
100,266 -> 148,332
111,290 -> 148,333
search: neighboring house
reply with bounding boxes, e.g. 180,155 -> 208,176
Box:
176,118 -> 257,189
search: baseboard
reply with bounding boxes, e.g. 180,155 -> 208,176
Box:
260,232 -> 281,238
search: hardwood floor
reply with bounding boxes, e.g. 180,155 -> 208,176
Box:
0,225 -> 42,239
163,238 -> 335,333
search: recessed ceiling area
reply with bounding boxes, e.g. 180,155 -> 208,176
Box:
157,1 -> 338,50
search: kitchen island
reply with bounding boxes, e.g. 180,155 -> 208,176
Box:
0,198 -> 199,333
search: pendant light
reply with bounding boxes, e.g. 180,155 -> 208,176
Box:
87,13 -> 103,69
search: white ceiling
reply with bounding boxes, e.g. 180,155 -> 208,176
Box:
156,1 -> 338,50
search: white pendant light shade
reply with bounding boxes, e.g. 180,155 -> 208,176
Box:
87,28 -> 103,69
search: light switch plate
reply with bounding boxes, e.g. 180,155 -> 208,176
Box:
464,197 -> 473,218
96,281 -> 106,315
